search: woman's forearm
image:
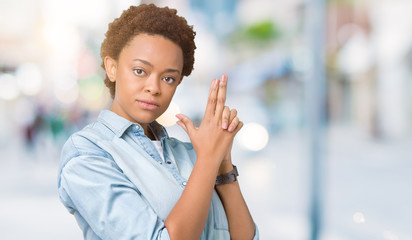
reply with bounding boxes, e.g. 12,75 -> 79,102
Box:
215,163 -> 256,240
164,155 -> 220,240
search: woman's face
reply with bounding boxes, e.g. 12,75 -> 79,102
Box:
106,33 -> 183,131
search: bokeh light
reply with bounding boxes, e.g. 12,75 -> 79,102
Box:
78,75 -> 106,110
237,122 -> 269,151
54,84 -> 79,104
353,212 -> 366,224
0,73 -> 20,100
15,63 -> 43,96
157,101 -> 181,127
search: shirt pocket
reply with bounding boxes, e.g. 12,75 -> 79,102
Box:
211,191 -> 229,231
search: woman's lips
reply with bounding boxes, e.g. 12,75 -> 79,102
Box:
137,100 -> 159,110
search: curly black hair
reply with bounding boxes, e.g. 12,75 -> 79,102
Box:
100,4 -> 196,98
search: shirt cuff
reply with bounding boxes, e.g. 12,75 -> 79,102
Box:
252,222 -> 260,240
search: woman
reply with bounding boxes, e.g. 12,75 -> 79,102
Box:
58,4 -> 258,240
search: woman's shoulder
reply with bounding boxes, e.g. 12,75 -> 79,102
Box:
61,121 -> 114,164
58,120 -> 118,186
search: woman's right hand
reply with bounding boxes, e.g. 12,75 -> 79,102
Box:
176,74 -> 242,165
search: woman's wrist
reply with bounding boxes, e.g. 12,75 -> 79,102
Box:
196,153 -> 223,171
218,158 -> 233,175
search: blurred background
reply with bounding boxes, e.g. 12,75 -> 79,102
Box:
0,0 -> 411,239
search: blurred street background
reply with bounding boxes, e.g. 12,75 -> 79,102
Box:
1,0 -> 412,239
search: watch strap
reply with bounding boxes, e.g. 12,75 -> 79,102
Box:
215,165 -> 238,185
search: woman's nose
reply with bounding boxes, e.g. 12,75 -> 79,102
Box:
144,75 -> 160,95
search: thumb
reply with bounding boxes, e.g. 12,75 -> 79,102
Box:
176,114 -> 196,134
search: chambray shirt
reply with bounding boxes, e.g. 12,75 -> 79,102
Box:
58,110 -> 259,240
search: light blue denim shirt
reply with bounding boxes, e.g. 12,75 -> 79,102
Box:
58,110 -> 259,240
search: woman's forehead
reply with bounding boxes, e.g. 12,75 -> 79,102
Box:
120,34 -> 184,68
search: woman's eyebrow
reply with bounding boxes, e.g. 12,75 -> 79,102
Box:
164,68 -> 181,75
133,58 -> 181,75
133,58 -> 153,67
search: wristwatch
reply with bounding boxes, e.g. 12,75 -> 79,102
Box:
215,165 -> 238,185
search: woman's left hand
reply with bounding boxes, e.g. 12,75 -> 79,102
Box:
219,105 -> 242,175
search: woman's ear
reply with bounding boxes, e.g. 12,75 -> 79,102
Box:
104,56 -> 117,82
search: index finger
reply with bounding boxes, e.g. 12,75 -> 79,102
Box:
214,74 -> 227,119
204,78 -> 219,117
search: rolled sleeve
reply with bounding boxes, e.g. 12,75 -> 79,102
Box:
59,155 -> 169,240
252,222 -> 260,240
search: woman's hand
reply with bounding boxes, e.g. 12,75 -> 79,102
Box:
176,74 -> 242,166
218,105 -> 243,174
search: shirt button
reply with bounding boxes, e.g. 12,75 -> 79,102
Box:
166,161 -> 172,164
158,161 -> 162,165
135,125 -> 140,130
182,181 -> 187,186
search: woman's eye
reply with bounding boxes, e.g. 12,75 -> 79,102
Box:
162,77 -> 175,84
133,69 -> 145,76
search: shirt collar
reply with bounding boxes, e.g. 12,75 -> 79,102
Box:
97,110 -> 168,139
